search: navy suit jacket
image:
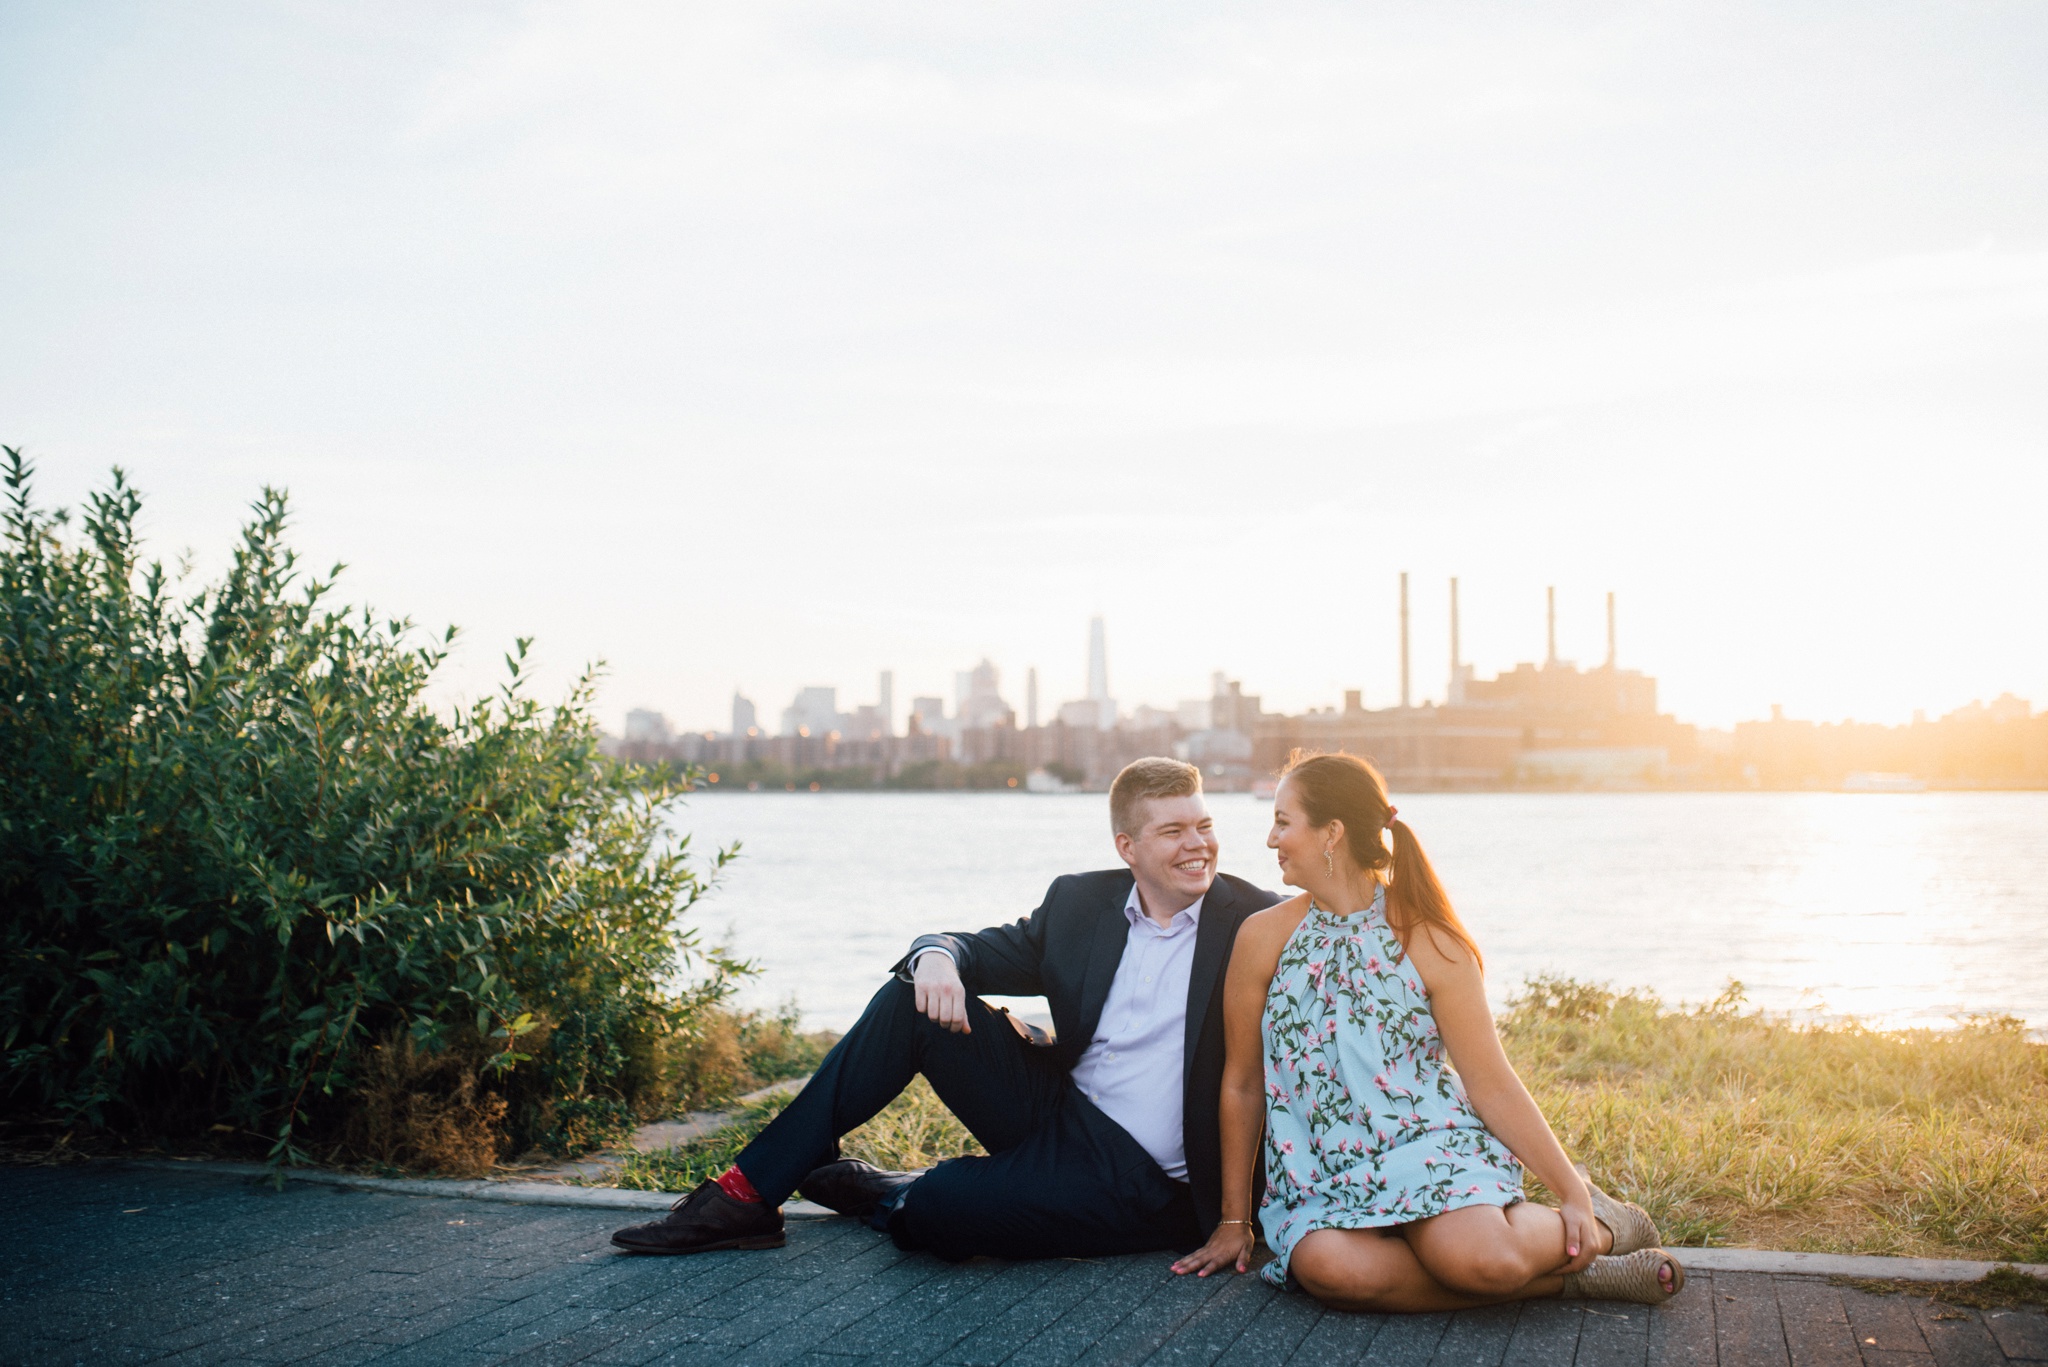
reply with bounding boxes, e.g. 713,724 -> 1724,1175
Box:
892,869 -> 1283,1234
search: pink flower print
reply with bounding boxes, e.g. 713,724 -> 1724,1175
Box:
1423,1156 -> 1436,1169
1366,956 -> 1382,973
1279,1139 -> 1295,1155
1372,1073 -> 1388,1090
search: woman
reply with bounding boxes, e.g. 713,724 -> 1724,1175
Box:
1171,752 -> 1681,1309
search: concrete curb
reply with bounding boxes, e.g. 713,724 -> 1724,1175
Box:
108,1160 -> 2048,1284
1668,1246 -> 2048,1283
119,1159 -> 838,1218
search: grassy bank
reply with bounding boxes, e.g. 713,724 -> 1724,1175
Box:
1507,977 -> 2048,1263
609,979 -> 2048,1263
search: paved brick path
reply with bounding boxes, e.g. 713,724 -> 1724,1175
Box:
4,1165 -> 2044,1367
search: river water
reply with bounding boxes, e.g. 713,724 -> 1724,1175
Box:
670,791 -> 2048,1036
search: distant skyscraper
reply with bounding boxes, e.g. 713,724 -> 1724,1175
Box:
1087,616 -> 1109,702
1076,615 -> 1116,728
878,670 -> 894,737
780,686 -> 844,738
1026,667 -> 1039,729
910,696 -> 947,735
957,658 -> 1014,731
624,709 -> 672,744
730,691 -> 757,737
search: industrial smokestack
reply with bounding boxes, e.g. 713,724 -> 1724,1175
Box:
1399,572 -> 1411,709
1449,576 -> 1461,692
1546,586 -> 1557,666
1605,592 -> 1616,669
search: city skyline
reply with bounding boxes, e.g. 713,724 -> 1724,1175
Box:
627,589 -> 2037,744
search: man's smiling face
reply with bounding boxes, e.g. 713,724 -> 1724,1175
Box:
1114,793 -> 1220,916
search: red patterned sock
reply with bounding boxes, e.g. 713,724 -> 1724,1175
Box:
714,1165 -> 762,1203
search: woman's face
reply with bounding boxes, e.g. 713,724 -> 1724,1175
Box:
1266,778 -> 1328,891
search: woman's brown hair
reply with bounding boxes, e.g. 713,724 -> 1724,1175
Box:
1278,749 -> 1482,970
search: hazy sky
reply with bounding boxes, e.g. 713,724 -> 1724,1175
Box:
4,1 -> 2044,731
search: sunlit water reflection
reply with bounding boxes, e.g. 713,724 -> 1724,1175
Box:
671,792 -> 2048,1036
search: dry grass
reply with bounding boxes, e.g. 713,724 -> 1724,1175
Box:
600,980 -> 2048,1263
838,1077 -> 984,1170
604,1077 -> 980,1193
346,1033 -> 508,1178
1832,1267 -> 2048,1311
1505,977 -> 2048,1262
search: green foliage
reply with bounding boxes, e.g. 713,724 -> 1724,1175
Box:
0,452 -> 743,1168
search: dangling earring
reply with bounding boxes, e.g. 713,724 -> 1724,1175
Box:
1323,846 -> 1335,876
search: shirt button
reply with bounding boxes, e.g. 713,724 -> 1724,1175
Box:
1143,975 -> 1153,983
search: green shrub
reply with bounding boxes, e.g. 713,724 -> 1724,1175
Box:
0,451 -> 743,1170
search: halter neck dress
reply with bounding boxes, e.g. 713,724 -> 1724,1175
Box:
1257,886 -> 1523,1287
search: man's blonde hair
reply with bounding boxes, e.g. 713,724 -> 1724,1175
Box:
1109,757 -> 1203,837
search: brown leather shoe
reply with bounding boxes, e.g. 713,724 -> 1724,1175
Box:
610,1179 -> 785,1255
797,1160 -> 919,1221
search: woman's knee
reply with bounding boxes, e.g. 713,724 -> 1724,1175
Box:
1425,1243 -> 1535,1298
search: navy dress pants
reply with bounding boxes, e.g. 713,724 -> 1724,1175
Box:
734,978 -> 1199,1261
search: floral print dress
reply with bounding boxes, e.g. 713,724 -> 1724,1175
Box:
1257,886 -> 1523,1287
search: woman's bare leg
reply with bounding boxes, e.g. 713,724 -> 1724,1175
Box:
1288,1226 -> 1540,1314
1293,1203 -> 1676,1314
1399,1202 -> 1591,1301
1405,1202 -> 1674,1301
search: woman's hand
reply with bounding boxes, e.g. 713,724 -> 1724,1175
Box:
1171,1223 -> 1256,1277
1559,1198 -> 1603,1274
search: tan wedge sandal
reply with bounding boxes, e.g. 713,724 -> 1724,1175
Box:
1574,1163 -> 1661,1257
1560,1248 -> 1685,1304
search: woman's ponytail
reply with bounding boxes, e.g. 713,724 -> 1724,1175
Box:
1281,750 -> 1483,970
1384,816 -> 1481,971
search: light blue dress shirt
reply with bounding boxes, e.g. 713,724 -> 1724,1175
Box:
1066,887 -> 1205,1180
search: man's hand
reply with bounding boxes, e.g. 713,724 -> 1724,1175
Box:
912,950 -> 971,1033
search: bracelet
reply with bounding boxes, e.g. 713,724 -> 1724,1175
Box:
1214,1219 -> 1254,1228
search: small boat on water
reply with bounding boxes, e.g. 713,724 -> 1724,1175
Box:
1841,771 -> 1928,793
1251,776 -> 1278,800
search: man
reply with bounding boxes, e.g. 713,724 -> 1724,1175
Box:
610,757 -> 1281,1261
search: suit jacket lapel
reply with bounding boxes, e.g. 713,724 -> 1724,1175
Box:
1182,877 -> 1240,1086
1074,873 -> 1134,1057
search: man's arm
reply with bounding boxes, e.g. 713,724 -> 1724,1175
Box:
886,879 -> 1063,1033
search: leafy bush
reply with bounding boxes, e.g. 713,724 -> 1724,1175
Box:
0,451 -> 742,1169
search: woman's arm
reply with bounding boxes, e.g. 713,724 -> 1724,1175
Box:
1172,895 -> 1309,1276
1400,925 -> 1603,1273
